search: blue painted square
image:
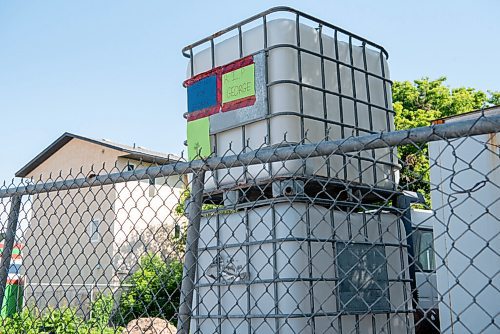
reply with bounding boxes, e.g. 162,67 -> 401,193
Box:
9,264 -> 20,274
187,75 -> 218,113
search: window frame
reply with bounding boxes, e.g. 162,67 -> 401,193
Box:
412,227 -> 436,273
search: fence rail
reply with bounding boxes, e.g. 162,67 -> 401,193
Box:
1,113 -> 498,198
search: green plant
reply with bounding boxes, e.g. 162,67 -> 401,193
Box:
0,306 -> 123,334
113,253 -> 183,326
88,293 -> 114,329
39,307 -> 84,333
1,309 -> 41,334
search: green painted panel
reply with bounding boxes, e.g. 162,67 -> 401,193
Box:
187,117 -> 211,161
222,64 -> 255,104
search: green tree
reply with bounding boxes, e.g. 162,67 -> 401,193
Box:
113,253 -> 183,327
392,77 -> 495,204
488,90 -> 500,106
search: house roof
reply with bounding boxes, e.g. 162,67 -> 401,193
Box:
15,132 -> 182,177
432,105 -> 500,124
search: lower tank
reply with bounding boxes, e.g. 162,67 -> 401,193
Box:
191,199 -> 414,334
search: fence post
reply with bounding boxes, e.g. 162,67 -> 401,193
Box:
0,194 -> 22,312
395,191 -> 425,308
177,170 -> 206,334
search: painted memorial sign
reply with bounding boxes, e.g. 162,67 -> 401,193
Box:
222,64 -> 255,104
184,53 -> 266,161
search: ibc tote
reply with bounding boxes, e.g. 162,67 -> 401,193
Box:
183,8 -> 399,192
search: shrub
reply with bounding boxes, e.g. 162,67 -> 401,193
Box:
1,256 -> 181,332
40,307 -> 85,333
89,293 -> 114,329
113,253 -> 183,326
1,307 -> 86,334
1,309 -> 41,334
0,304 -> 122,334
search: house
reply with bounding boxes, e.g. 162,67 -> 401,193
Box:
15,132 -> 186,313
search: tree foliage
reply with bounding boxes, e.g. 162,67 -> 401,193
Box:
392,77 -> 498,204
488,90 -> 500,106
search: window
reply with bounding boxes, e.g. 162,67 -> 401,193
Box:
412,228 -> 436,272
126,163 -> 135,171
88,219 -> 100,243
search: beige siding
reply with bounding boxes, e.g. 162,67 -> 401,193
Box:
27,138 -> 124,180
24,185 -> 117,312
23,139 -> 124,311
21,138 -> 184,313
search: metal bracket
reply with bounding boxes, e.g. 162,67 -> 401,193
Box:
272,179 -> 305,197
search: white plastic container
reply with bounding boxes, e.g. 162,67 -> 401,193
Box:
192,200 -> 413,333
187,19 -> 398,191
429,107 -> 500,334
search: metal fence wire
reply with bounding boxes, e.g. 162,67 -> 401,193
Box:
0,6 -> 499,334
0,111 -> 497,334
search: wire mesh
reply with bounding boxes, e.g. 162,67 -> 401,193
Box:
0,111 -> 497,334
0,7 -> 498,334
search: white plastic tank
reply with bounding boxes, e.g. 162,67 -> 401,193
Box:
192,199 -> 414,333
186,18 -> 398,191
429,107 -> 500,334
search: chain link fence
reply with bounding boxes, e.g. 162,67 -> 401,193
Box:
0,6 -> 499,333
0,111 -> 497,333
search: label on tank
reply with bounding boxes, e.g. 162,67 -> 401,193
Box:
187,117 -> 211,161
187,75 -> 218,113
222,64 -> 255,104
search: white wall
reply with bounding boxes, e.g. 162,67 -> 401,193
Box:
112,175 -> 186,280
429,131 -> 499,334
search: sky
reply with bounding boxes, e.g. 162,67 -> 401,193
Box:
0,0 -> 498,182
